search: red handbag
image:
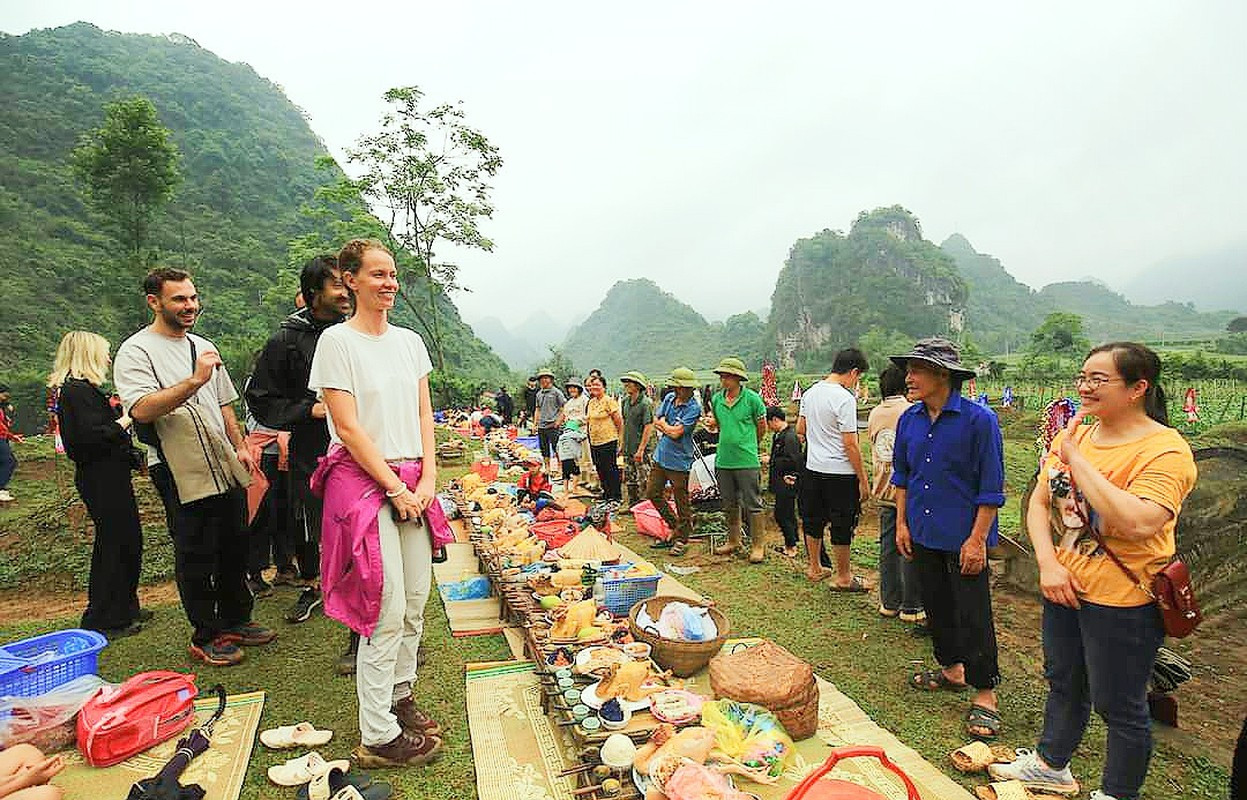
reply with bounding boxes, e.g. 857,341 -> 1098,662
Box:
77,671 -> 199,766
1093,540 -> 1202,638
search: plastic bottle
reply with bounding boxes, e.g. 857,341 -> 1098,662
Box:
593,576 -> 605,608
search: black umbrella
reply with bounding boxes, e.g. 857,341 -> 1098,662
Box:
127,684 -> 227,800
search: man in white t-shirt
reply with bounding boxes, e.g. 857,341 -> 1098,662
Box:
113,268 -> 276,666
797,347 -> 871,590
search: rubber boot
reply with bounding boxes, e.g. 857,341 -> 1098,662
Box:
748,512 -> 767,563
714,508 -> 743,556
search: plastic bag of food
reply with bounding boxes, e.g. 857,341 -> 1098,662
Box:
439,575 -> 491,601
699,699 -> 795,777
0,674 -> 110,752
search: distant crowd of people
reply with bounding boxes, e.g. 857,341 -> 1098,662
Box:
3,235 -> 1204,793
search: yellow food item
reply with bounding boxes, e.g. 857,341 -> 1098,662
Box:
551,599 -> 597,639
540,595 -> 561,610
597,660 -> 667,703
551,569 -> 584,589
578,627 -> 600,640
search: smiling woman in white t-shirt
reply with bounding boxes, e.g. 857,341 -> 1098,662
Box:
307,238 -> 444,769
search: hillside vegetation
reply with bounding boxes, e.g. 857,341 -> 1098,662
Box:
0,23 -> 507,427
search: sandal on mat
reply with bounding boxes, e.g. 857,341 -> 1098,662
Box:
950,741 -> 1015,773
828,575 -> 869,593
298,766 -> 392,800
261,722 -> 335,749
909,668 -> 968,692
974,780 -> 1043,800
966,704 -> 1002,741
268,751 -> 351,786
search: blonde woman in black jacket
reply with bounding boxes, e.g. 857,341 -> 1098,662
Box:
50,331 -> 145,639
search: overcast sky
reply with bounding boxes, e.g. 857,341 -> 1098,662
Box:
5,1 -> 1246,326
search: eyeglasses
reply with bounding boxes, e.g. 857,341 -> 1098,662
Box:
1073,375 -> 1123,390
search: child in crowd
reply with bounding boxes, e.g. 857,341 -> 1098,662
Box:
556,419 -> 588,495
516,458 -> 555,509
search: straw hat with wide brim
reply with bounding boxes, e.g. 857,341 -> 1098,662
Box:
712,356 -> 749,380
666,367 -> 701,388
889,337 -> 977,379
619,370 -> 649,388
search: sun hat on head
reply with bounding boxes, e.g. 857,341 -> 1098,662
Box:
712,356 -> 749,380
619,370 -> 649,388
536,369 -> 555,380
666,367 -> 700,388
890,337 -> 977,379
564,377 -> 584,391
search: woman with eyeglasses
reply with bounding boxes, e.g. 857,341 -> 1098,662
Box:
990,342 -> 1196,800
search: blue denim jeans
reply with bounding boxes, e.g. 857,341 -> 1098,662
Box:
878,506 -> 922,615
1038,600 -> 1164,800
0,439 -> 15,488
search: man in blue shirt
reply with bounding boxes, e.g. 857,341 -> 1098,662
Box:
891,338 -> 1005,742
646,367 -> 703,557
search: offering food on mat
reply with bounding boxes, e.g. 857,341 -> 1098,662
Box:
634,725 -> 716,773
558,525 -> 622,562
597,660 -> 671,703
650,689 -> 705,725
650,758 -> 754,800
527,574 -> 560,597
708,640 -> 819,740
551,568 -> 585,589
622,641 -> 652,660
574,645 -> 629,676
550,599 -> 598,639
600,733 -> 638,770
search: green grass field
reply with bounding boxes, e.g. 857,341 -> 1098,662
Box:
0,426 -> 1233,799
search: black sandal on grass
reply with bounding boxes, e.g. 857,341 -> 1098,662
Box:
650,539 -> 674,549
909,668 -> 968,692
669,541 -> 689,557
966,704 -> 1002,741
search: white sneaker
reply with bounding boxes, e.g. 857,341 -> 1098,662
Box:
0,490 -> 12,502
987,750 -> 1080,795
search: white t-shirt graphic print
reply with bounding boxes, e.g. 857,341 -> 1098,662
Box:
308,323 -> 433,461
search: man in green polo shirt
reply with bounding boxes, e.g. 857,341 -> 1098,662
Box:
702,356 -> 768,563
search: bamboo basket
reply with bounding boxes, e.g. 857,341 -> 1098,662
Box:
627,596 -> 730,677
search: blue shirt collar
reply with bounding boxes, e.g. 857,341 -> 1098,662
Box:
919,390 -> 964,417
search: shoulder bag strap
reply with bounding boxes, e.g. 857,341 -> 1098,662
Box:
1064,425 -> 1156,600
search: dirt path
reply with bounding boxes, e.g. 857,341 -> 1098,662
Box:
0,582 -> 181,626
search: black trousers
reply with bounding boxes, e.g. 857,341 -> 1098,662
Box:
590,440 -> 622,501
247,453 -> 293,576
288,462 -> 322,581
77,458 -> 143,631
913,541 -> 1001,690
150,463 -> 253,646
772,483 -> 800,548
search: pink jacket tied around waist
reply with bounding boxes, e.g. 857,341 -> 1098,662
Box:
310,444 -> 455,637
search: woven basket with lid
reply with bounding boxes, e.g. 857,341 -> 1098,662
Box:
709,639 -> 819,739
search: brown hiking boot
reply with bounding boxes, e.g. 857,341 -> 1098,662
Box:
353,730 -> 443,768
393,696 -> 443,737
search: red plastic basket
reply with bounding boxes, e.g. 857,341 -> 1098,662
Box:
784,746 -> 920,800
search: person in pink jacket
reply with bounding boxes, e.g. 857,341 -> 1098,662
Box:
308,238 -> 451,769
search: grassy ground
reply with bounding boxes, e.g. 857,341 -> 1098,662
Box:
0,427 -> 1234,799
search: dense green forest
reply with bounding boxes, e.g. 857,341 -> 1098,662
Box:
0,23 -> 508,428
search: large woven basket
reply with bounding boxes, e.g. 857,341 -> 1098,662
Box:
709,640 -> 819,739
628,596 -> 731,677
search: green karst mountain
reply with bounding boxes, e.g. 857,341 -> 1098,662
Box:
562,279 -> 723,379
0,22 -> 506,422
766,206 -> 967,371
938,233 -> 1045,354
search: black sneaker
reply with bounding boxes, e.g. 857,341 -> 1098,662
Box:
189,637 -> 245,666
285,588 -> 322,624
219,622 -> 277,646
246,576 -> 274,598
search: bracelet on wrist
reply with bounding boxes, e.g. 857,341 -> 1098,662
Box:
385,483 -> 408,498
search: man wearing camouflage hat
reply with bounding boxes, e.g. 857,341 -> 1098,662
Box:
619,371 -> 655,508
645,367 -> 702,557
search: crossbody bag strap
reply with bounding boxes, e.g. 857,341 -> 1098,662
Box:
1065,424 -> 1156,600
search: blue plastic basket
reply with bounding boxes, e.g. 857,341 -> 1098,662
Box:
0,629 -> 107,698
602,573 -> 661,617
